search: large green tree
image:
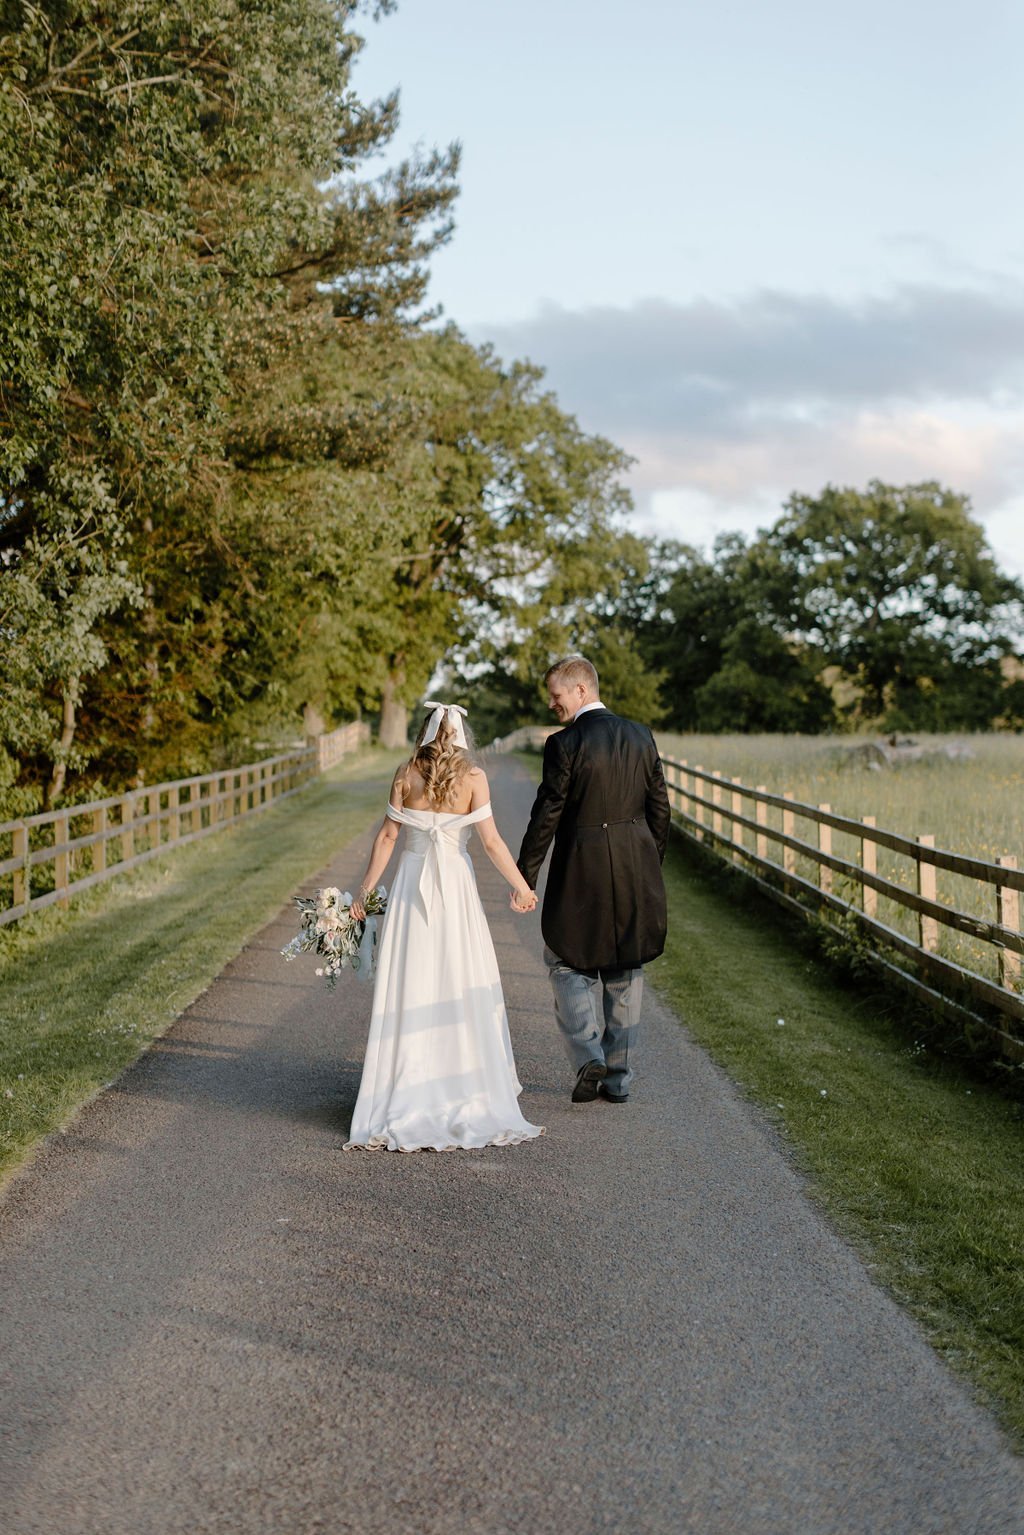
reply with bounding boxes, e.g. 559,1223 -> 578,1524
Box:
642,534 -> 833,732
758,481 -> 1024,728
0,0 -> 458,802
388,331 -> 651,744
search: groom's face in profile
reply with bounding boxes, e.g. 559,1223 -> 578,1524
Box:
548,680 -> 583,723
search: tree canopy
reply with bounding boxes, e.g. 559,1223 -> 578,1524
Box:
641,483 -> 1024,735
2,6 -> 1022,819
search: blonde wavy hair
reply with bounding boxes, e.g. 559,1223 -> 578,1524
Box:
408,709 -> 477,809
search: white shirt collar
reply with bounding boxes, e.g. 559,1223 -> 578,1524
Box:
572,700 -> 606,721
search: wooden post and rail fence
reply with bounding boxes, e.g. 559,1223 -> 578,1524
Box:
491,727 -> 1024,1059
0,720 -> 370,928
5,718 -> 1021,1057
662,756 -> 1023,1060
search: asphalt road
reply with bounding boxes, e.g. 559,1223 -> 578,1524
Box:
1,755 -> 1022,1535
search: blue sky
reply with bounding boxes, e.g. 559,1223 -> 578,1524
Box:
354,0 -> 1024,575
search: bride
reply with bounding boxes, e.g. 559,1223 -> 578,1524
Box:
343,701 -> 545,1153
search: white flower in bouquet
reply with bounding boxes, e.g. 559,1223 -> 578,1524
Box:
281,883 -> 388,990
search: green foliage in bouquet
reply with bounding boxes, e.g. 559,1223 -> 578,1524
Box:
281,884 -> 387,988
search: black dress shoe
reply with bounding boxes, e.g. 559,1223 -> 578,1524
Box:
597,1083 -> 629,1103
571,1060 -> 608,1102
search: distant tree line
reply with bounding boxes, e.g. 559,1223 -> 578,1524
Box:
2,5 -> 1022,821
455,480 -> 1024,739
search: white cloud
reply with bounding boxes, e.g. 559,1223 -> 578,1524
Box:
476,284 -> 1024,575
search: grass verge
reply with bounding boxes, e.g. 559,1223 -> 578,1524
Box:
0,748 -> 404,1184
649,830 -> 1024,1446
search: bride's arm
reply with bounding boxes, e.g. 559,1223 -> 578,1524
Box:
470,770 -> 537,912
350,768 -> 404,919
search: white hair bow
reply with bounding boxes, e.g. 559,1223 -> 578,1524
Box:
422,700 -> 468,748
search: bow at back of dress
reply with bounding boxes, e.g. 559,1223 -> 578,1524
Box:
386,802 -> 493,915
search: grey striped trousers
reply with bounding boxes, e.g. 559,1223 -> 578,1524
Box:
543,945 -> 644,1095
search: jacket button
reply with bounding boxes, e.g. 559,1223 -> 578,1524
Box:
601,822 -> 608,829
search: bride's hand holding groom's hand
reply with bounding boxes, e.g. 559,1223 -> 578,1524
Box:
509,887 -> 537,913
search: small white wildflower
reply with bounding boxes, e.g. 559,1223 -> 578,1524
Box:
776,1018 -> 785,1027
820,1089 -> 828,1097
314,967 -> 324,977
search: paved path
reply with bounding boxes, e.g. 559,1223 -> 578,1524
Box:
1,757 -> 1022,1535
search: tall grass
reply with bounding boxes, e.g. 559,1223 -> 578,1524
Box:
657,733 -> 1024,987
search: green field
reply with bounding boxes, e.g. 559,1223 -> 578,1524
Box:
656,732 -> 1024,987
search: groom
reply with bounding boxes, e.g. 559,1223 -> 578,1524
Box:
516,656 -> 671,1103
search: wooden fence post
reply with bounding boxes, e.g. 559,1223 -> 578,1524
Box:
996,856 -> 1020,991
731,782 -> 743,860
861,816 -> 877,919
693,768 -> 704,829
666,759 -> 680,813
93,806 -> 107,874
755,788 -> 768,862
679,761 -> 691,818
121,794 -> 135,864
818,805 -> 832,895
12,824 -> 29,909
168,786 -> 180,842
53,811 -> 69,906
711,779 -> 722,839
917,835 -> 938,952
782,792 -> 796,878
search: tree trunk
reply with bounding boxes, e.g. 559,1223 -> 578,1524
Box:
378,673 -> 409,749
45,686 -> 77,808
141,513 -> 158,736
303,701 -> 326,739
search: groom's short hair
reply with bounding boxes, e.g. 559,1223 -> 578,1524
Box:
545,655 -> 599,694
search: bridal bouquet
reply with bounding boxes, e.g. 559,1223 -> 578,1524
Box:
281,885 -> 387,989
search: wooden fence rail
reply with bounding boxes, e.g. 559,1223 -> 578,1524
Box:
661,756 -> 1024,1060
0,720 -> 370,927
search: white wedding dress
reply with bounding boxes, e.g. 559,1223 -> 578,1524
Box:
344,801 -> 545,1153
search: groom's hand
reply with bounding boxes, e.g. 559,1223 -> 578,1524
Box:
509,887 -> 537,913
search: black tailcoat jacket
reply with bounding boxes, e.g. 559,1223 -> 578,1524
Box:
516,708 -> 671,972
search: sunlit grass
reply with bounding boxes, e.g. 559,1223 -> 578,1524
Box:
0,748 -> 404,1182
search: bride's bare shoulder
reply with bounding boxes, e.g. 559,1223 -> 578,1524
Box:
401,760 -> 427,790
391,760 -> 421,804
468,764 -> 490,807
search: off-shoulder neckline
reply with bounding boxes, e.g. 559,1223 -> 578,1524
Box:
388,801 -> 491,818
